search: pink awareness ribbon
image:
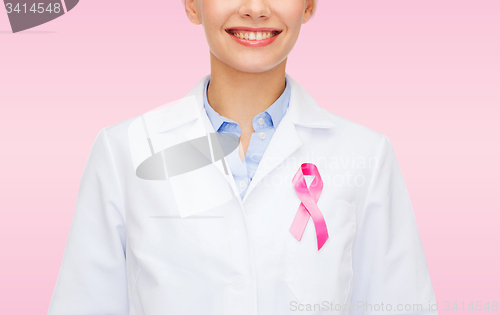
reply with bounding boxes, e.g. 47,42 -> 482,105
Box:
289,163 -> 329,250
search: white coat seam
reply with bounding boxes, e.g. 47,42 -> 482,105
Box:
352,134 -> 388,254
102,128 -> 127,224
343,204 -> 357,310
131,266 -> 142,295
358,134 -> 388,223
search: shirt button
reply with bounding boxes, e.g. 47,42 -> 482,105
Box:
258,117 -> 265,125
259,132 -> 266,140
231,275 -> 247,291
239,180 -> 246,188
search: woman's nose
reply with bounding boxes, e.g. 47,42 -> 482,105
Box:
238,0 -> 272,20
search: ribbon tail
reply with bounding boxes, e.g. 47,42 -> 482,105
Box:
316,220 -> 329,250
289,203 -> 310,242
301,196 -> 329,251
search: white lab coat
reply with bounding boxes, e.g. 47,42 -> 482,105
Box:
47,73 -> 438,315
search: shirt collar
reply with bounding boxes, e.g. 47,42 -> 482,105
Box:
203,75 -> 291,133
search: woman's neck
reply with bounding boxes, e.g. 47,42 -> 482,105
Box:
207,51 -> 287,131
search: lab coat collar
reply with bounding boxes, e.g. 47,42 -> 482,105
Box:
158,73 -> 335,132
157,73 -> 336,205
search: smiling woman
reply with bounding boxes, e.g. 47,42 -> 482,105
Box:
184,0 -> 318,74
47,1 -> 438,314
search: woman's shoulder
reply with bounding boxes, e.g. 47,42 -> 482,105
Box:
99,115 -> 141,146
100,102 -> 174,145
319,107 -> 391,155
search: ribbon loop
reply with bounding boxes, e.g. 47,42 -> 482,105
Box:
289,163 -> 329,250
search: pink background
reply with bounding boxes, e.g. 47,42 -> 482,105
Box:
1,0 -> 499,313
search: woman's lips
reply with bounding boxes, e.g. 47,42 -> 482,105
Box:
225,28 -> 283,47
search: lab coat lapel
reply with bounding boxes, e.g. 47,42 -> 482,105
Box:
157,75 -> 242,216
241,73 -> 336,203
182,101 -> 241,200
242,111 -> 302,204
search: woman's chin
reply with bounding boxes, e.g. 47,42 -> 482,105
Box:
225,57 -> 285,74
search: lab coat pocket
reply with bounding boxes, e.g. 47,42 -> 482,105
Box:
137,211 -> 227,309
285,199 -> 356,306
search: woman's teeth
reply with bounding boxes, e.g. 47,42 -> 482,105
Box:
232,31 -> 275,40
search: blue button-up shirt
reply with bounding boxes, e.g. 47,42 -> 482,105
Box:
203,76 -> 291,200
